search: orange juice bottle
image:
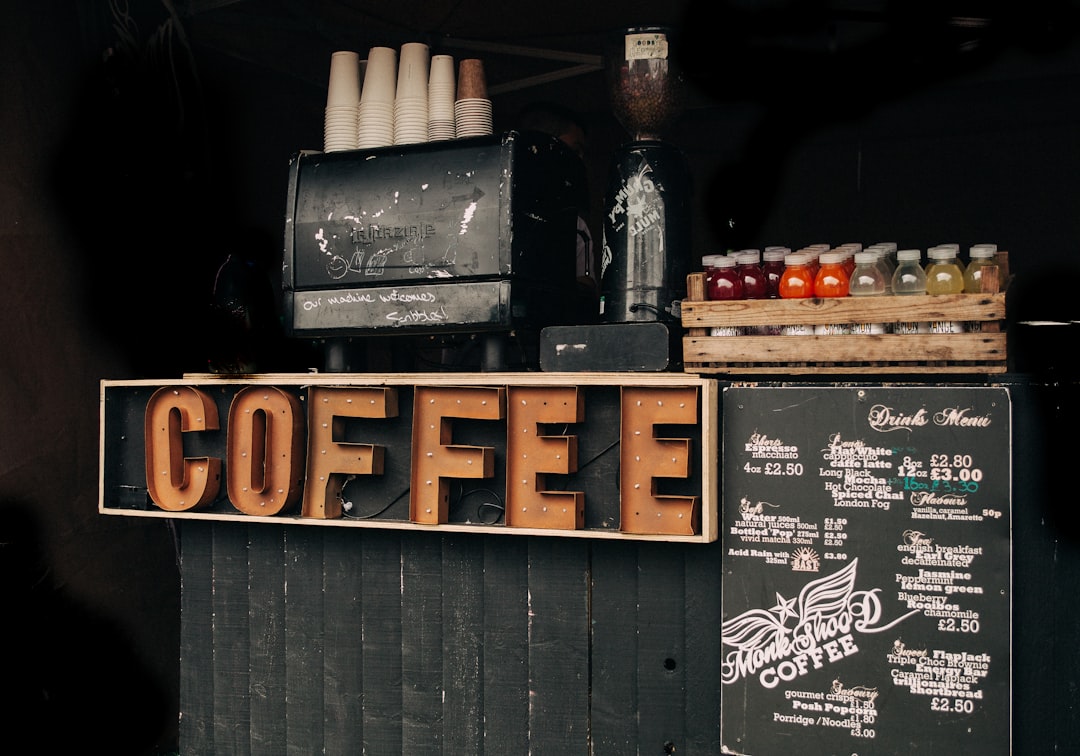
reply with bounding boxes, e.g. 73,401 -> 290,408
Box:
813,252 -> 849,297
778,253 -> 815,299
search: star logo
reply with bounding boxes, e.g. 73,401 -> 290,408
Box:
771,592 -> 798,624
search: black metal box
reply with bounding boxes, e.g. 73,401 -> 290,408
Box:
282,131 -> 582,337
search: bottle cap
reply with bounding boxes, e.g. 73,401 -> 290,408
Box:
853,251 -> 877,265
714,255 -> 737,268
763,248 -> 787,261
818,252 -> 844,265
970,244 -> 997,259
785,252 -> 810,266
897,248 -> 922,261
736,251 -> 760,264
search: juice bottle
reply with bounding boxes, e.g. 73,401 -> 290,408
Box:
872,241 -> 898,275
761,247 -> 787,299
805,249 -> 821,280
867,246 -> 895,292
963,244 -> 1000,293
925,246 -> 965,333
842,249 -> 857,277
836,243 -> 860,277
891,249 -> 927,295
849,251 -> 886,296
925,246 -> 965,295
701,254 -> 722,296
706,255 -> 744,301
848,251 -> 887,333
947,243 -> 965,273
778,253 -> 815,299
891,249 -> 930,333
735,249 -> 768,299
813,252 -> 849,297
706,254 -> 744,336
963,244 -> 1000,332
813,252 -> 850,334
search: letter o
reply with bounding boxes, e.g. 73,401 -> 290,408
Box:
227,386 -> 305,516
777,660 -> 800,683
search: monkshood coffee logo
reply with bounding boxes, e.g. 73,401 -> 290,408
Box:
867,404 -> 993,433
722,559 -> 918,689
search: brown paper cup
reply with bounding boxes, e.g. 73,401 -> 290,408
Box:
457,58 -> 487,101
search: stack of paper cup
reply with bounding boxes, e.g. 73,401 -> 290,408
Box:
324,51 -> 361,152
358,46 -> 397,149
427,54 -> 456,141
394,42 -> 430,145
454,58 -> 492,138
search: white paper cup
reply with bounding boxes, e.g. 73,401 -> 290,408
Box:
361,46 -> 398,104
454,98 -> 493,137
396,42 -> 430,101
429,54 -> 455,101
357,102 -> 395,148
324,104 -> 359,152
326,51 -> 361,108
428,119 -> 455,141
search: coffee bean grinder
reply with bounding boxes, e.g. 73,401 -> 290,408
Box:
600,27 -> 690,337
538,26 -> 691,372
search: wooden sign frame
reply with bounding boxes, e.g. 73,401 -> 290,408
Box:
100,372 -> 719,543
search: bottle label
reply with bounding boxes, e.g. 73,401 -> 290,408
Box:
710,325 -> 743,337
894,321 -> 931,334
850,322 -> 886,335
814,323 -> 850,335
625,33 -> 669,61
781,324 -> 813,336
929,320 -> 965,334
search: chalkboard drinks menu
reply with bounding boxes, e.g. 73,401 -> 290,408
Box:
721,386 -> 1011,754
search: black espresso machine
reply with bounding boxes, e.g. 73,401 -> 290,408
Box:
282,131 -> 585,371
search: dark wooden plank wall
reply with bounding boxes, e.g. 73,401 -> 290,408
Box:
179,523 -> 724,755
164,380 -> 1080,754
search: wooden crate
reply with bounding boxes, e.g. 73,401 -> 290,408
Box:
680,272 -> 1007,375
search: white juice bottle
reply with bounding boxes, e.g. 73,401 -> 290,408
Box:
891,248 -> 930,334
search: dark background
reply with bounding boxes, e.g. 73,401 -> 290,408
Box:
4,1 -> 1080,752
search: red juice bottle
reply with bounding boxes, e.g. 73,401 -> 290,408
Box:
701,254 -> 722,296
735,249 -> 768,300
706,255 -> 744,301
761,247 -> 787,299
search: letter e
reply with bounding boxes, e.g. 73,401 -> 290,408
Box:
619,386 -> 700,535
505,386 -> 584,530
